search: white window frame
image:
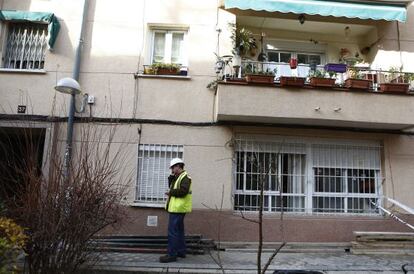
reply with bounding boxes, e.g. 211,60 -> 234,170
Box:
150,29 -> 188,66
0,21 -> 48,71
233,136 -> 383,216
134,144 -> 184,208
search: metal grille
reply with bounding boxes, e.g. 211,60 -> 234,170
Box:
234,139 -> 307,212
3,23 -> 48,70
135,144 -> 183,204
234,137 -> 382,215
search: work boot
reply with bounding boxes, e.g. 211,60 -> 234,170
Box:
159,255 -> 177,263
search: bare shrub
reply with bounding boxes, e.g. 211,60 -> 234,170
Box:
0,121 -> 132,273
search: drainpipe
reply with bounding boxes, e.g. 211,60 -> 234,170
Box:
64,0 -> 89,176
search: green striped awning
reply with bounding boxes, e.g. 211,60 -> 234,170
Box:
225,0 -> 407,22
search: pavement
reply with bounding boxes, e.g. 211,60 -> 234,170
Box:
82,250 -> 414,274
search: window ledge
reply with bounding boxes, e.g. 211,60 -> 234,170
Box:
130,201 -> 165,208
135,73 -> 191,80
0,68 -> 47,74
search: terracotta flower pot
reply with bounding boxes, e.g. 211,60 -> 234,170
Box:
245,74 -> 275,84
344,79 -> 371,90
156,68 -> 180,75
310,77 -> 336,88
380,83 -> 409,94
280,76 -> 306,87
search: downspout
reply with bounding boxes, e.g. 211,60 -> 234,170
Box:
64,0 -> 89,176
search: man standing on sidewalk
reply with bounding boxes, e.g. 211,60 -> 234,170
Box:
159,158 -> 192,263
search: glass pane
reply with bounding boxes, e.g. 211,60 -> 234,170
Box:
280,53 -> 291,63
297,54 -> 308,64
347,169 -> 376,194
171,33 -> 184,64
309,55 -> 321,65
314,168 -> 344,193
268,51 -> 279,62
153,32 -> 165,63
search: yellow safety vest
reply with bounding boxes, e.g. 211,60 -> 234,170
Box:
166,171 -> 192,213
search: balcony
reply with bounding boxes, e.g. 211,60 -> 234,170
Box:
215,62 -> 414,131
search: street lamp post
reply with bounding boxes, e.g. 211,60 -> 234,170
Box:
54,77 -> 82,177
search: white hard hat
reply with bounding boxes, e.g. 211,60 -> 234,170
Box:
170,158 -> 184,168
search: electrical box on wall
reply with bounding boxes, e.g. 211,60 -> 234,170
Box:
147,216 -> 158,227
87,95 -> 95,104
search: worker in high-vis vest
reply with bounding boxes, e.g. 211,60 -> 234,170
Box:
159,158 -> 192,263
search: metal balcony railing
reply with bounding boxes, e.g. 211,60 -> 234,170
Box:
216,57 -> 414,91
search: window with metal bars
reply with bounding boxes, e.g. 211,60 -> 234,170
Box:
135,144 -> 184,206
3,22 -> 48,70
234,137 -> 382,215
234,140 -> 307,213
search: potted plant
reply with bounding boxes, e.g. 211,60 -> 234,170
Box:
245,67 -> 276,84
309,69 -> 336,88
379,67 -> 410,94
344,68 -> 371,90
150,63 -> 180,75
229,23 -> 257,74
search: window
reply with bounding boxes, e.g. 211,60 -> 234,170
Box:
3,22 -> 48,70
234,141 -> 307,213
234,137 -> 382,215
151,29 -> 187,65
135,144 -> 184,205
268,51 -> 292,63
297,53 -> 321,65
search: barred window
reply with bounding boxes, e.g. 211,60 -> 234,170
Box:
135,144 -> 183,205
234,140 -> 307,213
3,22 -> 48,70
234,137 -> 382,215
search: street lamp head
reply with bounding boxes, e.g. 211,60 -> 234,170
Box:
54,77 -> 81,95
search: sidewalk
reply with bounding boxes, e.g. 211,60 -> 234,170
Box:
84,250 -> 414,273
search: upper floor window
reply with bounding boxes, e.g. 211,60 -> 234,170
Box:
151,29 -> 187,65
2,22 -> 48,70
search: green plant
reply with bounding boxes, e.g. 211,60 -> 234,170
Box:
150,63 -> 180,72
404,73 -> 414,83
246,67 -> 276,76
348,67 -> 364,79
0,217 -> 27,274
309,69 -> 327,78
229,23 -> 257,57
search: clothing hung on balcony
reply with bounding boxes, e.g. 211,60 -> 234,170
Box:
224,0 -> 407,22
0,10 -> 60,49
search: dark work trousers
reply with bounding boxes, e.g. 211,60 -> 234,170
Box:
167,213 -> 186,257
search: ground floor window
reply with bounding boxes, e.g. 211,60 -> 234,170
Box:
234,137 -> 381,215
135,144 -> 183,205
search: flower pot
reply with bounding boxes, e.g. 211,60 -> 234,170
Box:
344,79 -> 371,90
232,55 -> 241,67
156,68 -> 180,75
245,74 -> 275,84
324,63 -> 347,73
226,78 -> 246,84
379,83 -> 409,94
310,77 -> 336,88
280,76 -> 306,87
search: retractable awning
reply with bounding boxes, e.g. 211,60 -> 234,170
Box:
0,10 -> 60,49
224,0 -> 407,22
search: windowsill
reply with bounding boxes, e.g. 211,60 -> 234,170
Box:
135,73 -> 191,80
130,201 -> 165,208
0,68 -> 47,74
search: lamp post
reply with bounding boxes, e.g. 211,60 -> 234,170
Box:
54,77 -> 82,177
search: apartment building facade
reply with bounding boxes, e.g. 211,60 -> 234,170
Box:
1,0 -> 414,242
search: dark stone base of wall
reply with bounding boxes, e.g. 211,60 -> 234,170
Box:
102,207 -> 414,243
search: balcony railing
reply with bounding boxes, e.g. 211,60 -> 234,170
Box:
216,58 -> 414,92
